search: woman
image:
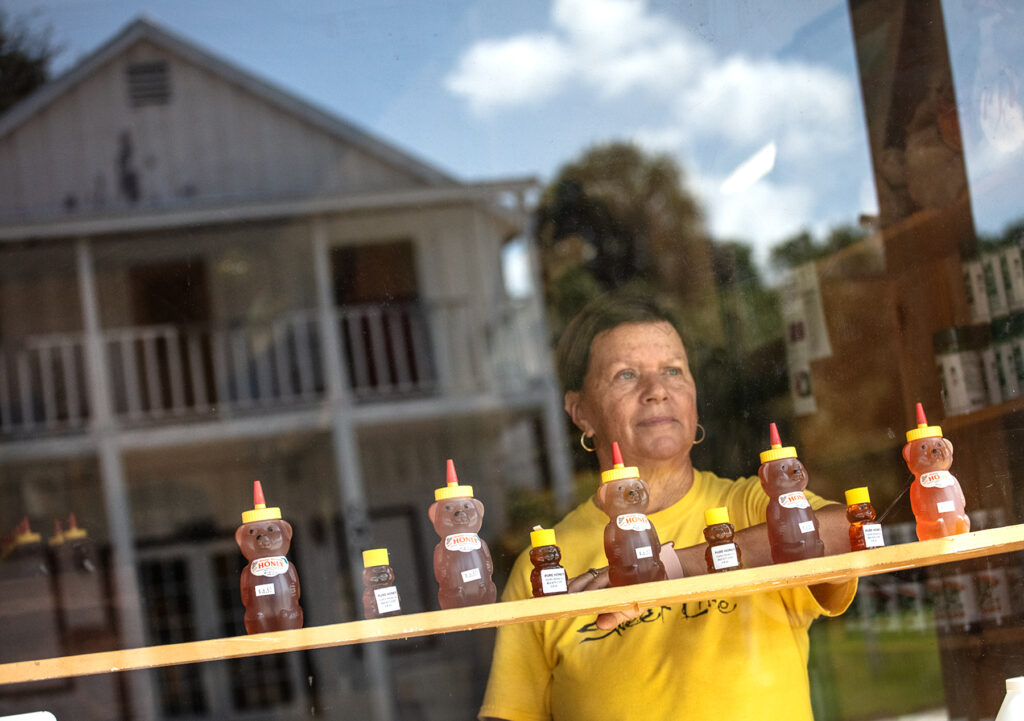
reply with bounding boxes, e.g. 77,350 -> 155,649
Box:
479,291 -> 856,721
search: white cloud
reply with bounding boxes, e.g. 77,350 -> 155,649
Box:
697,174 -> 815,269
444,34 -> 573,114
679,56 -> 854,160
445,0 -> 707,113
445,0 -> 868,257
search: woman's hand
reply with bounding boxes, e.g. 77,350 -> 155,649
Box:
567,567 -> 645,629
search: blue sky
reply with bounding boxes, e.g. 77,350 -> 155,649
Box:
6,0 -> 1023,265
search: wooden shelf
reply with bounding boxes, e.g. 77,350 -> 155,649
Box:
943,395 -> 1024,431
1,524 -> 1022,686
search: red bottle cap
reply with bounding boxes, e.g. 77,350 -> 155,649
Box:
241,480 -> 282,523
905,402 -> 943,442
601,441 -> 640,483
759,422 -> 798,463
434,459 -> 475,500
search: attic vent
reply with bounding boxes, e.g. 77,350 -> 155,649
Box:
126,61 -> 170,107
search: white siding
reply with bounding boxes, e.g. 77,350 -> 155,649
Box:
0,38 -> 434,222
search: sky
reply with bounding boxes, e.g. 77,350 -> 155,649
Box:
4,0 -> 1023,268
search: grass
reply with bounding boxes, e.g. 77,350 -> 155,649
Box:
809,611 -> 945,720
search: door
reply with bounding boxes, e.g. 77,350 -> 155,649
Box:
331,241 -> 436,398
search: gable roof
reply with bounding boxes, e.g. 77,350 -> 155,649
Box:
0,16 -> 455,187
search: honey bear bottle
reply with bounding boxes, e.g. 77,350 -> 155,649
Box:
703,506 -> 742,572
361,548 -> 402,619
529,525 -> 567,597
235,480 -> 303,634
758,423 -> 825,564
50,514 -> 105,633
903,403 -> 969,541
845,487 -> 885,551
597,442 -> 666,586
428,459 -> 497,609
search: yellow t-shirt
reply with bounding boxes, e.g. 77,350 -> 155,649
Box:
479,470 -> 857,721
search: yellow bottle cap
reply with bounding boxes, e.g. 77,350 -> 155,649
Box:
434,459 -> 474,500
63,513 -> 88,540
845,487 -> 871,505
13,518 -> 40,545
905,402 -> 942,442
362,548 -> 389,567
530,525 -> 557,547
241,480 -> 283,523
601,442 -> 641,484
49,519 -> 65,547
759,422 -> 798,464
704,506 -> 731,526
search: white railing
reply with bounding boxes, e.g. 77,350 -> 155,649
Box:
0,333 -> 90,436
105,310 -> 324,421
0,298 -> 551,438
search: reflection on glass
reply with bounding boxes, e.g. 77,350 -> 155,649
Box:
0,1 -> 1020,719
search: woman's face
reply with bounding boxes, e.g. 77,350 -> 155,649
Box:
566,321 -> 698,468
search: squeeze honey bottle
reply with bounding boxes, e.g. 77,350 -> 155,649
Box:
703,506 -> 742,572
234,481 -> 303,634
758,423 -> 825,564
597,442 -> 666,586
362,548 -> 402,619
529,525 -> 567,597
845,487 -> 885,551
902,403 -> 969,540
427,459 -> 497,609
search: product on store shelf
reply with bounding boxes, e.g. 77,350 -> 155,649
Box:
597,442 -> 666,586
971,510 -> 1013,628
903,403 -> 970,541
703,506 -> 742,573
758,423 -> 824,563
428,459 -> 497,609
992,313 -> 1024,400
0,518 -> 61,664
529,526 -> 567,597
933,325 -> 988,416
49,513 -> 106,633
361,548 -> 402,619
996,677 -> 1024,721
235,480 -> 303,634
845,487 -> 885,551
963,253 -> 990,324
983,250 -> 1011,318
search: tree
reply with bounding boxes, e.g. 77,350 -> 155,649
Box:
0,10 -> 59,115
534,142 -> 716,340
769,224 -> 867,272
534,142 -> 791,478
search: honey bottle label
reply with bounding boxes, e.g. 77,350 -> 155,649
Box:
615,513 -> 652,531
445,533 -> 482,552
250,556 -> 289,577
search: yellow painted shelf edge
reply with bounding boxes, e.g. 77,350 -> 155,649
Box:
2,523 -> 1023,685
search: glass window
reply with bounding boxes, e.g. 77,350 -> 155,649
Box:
0,2 -> 1021,720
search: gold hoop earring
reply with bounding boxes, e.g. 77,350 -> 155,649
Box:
580,432 -> 596,453
692,423 -> 706,446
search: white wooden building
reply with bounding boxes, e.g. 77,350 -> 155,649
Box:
0,18 -> 572,721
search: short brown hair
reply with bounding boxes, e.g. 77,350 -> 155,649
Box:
555,290 -> 684,391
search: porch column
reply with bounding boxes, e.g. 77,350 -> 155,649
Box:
311,219 -> 397,721
75,237 -> 156,721
522,233 -> 574,511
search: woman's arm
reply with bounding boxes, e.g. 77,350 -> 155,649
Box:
673,504 -> 850,575
573,505 -> 853,628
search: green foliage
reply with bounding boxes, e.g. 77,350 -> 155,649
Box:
770,224 -> 868,272
535,141 -> 710,339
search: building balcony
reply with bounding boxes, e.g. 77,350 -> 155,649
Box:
0,297 -> 551,443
